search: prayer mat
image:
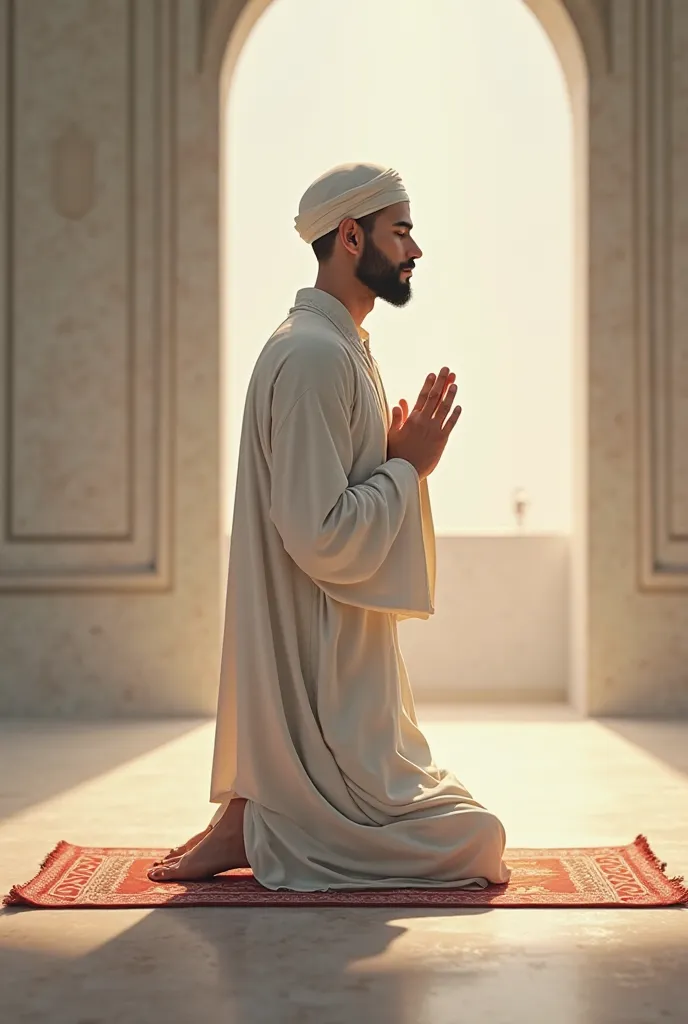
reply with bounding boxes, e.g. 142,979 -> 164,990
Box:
4,835 -> 687,909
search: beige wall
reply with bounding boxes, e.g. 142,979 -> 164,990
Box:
399,536 -> 570,703
0,0 -> 686,716
0,1 -> 223,715
586,0 -> 688,714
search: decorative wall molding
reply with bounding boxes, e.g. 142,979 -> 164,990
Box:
594,0 -> 613,70
50,123 -> 96,221
634,0 -> 688,591
0,0 -> 176,592
198,0 -> 218,69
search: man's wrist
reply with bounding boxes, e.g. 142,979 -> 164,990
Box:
387,457 -> 420,483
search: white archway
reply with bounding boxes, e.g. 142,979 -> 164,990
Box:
201,0 -> 609,84
209,0 -> 602,712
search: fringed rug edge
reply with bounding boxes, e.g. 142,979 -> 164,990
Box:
3,840 -> 71,908
632,834 -> 688,905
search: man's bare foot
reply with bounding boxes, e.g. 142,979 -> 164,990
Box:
153,825 -> 214,867
147,799 -> 249,883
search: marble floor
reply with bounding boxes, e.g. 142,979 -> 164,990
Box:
0,705 -> 686,1024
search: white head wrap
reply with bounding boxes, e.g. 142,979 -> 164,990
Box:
294,162 -> 410,245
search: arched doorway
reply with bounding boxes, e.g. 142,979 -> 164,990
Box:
207,0 -> 606,712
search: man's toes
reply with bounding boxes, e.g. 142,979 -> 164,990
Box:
147,859 -> 181,882
150,849 -> 178,867
160,827 -> 213,865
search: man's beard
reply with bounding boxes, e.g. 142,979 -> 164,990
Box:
355,236 -> 414,307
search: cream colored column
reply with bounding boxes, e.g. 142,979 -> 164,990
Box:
585,0 -> 688,714
0,0 -> 223,715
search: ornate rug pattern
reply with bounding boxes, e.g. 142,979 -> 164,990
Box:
5,835 -> 687,909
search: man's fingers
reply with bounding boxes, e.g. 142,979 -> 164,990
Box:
413,368 -> 455,417
423,367 -> 451,415
437,383 -> 458,417
399,398 -> 409,422
390,406 -> 403,431
412,374 -> 436,413
443,404 -> 463,434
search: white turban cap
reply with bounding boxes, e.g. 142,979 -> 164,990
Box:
294,162 -> 410,245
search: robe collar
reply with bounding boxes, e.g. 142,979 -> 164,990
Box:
291,288 -> 389,427
291,288 -> 371,351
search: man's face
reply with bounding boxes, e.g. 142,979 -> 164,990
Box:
355,202 -> 423,307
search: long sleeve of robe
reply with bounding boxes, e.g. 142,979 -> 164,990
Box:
269,339 -> 433,613
209,287 -> 510,891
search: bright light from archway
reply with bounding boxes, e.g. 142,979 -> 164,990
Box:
223,0 -> 573,537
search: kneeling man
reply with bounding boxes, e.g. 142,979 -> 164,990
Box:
148,163 -> 510,892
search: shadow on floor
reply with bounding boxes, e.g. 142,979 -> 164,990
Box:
0,904 -> 492,1024
597,719 -> 688,778
0,719 -> 206,823
1,901 -> 687,1024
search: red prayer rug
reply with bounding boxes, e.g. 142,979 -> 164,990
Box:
4,835 -> 687,909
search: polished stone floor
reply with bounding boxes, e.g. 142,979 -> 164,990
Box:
0,706 -> 686,1024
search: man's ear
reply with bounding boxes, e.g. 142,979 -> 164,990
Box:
339,218 -> 361,256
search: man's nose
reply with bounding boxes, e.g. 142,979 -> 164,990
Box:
410,241 -> 423,260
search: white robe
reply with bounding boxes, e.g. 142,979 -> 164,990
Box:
210,287 -> 510,891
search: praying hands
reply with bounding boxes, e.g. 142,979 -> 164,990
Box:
387,366 -> 462,480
